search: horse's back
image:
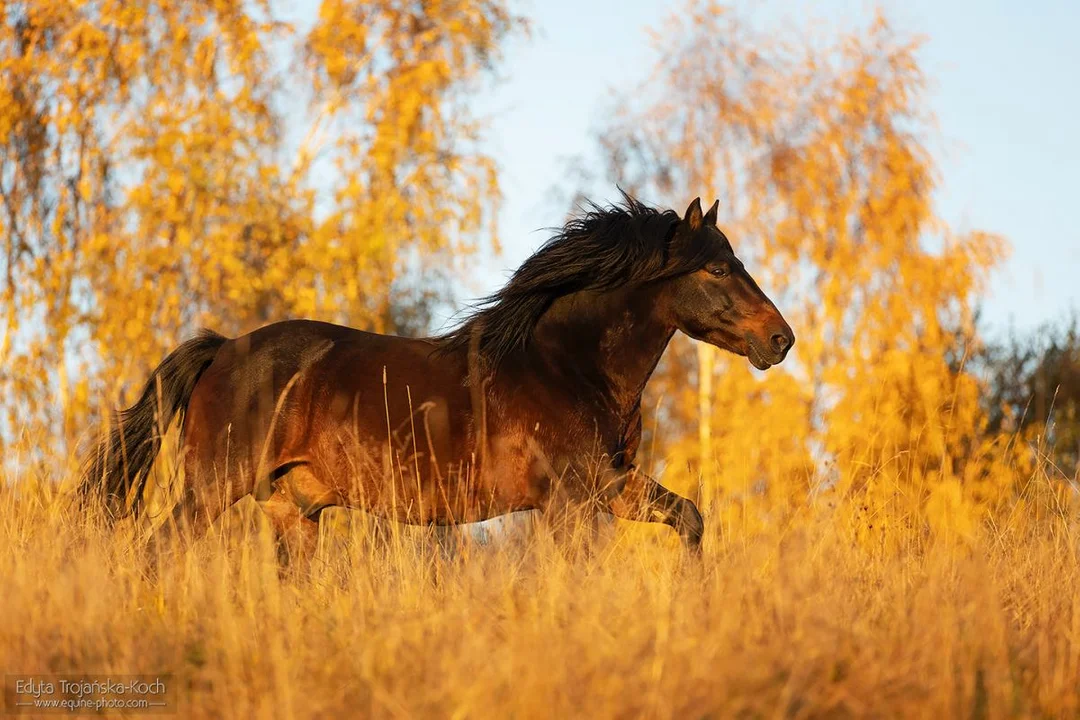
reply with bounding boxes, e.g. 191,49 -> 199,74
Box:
209,318 -> 452,389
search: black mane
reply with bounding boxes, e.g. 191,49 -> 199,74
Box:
434,191 -> 716,371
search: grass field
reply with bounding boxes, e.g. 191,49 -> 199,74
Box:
2,463 -> 1079,719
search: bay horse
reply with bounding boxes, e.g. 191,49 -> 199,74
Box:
77,192 -> 794,559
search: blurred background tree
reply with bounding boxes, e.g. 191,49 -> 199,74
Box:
0,0 -> 524,467
567,1 -> 1013,534
974,312 -> 1080,482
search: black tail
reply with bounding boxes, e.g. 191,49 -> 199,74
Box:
77,329 -> 227,522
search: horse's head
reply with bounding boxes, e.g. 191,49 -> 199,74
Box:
662,197 -> 794,370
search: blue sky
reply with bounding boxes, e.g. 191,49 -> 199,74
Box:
463,0 -> 1080,337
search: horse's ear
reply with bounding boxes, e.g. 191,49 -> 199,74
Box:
684,197 -> 704,231
703,199 -> 719,227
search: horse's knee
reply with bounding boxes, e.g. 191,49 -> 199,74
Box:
266,463 -> 338,516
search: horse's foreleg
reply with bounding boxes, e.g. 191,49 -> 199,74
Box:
608,468 -> 703,550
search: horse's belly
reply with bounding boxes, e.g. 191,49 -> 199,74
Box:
319,424 -> 545,525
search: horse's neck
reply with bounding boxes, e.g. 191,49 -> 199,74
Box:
527,284 -> 674,419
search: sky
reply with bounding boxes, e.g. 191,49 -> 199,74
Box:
463,0 -> 1080,338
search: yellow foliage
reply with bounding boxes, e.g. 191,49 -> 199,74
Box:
0,0 -> 524,465
3,8 -> 1068,713
925,477 -> 978,546
593,3 -> 1025,536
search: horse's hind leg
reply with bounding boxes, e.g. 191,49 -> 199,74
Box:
143,452 -> 252,561
257,464 -> 339,569
145,479 -> 240,558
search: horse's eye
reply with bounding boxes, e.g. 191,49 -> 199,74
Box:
710,265 -> 729,278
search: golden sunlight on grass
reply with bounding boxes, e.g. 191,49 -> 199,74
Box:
2,1 -> 1076,718
2,465 -> 1078,719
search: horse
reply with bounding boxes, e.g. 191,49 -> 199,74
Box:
77,192 -> 794,561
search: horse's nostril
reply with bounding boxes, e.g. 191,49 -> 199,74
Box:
771,333 -> 791,354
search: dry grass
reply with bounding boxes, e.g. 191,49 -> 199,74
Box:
2,469 -> 1079,720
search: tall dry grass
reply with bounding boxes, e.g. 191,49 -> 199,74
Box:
1,459 -> 1079,719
